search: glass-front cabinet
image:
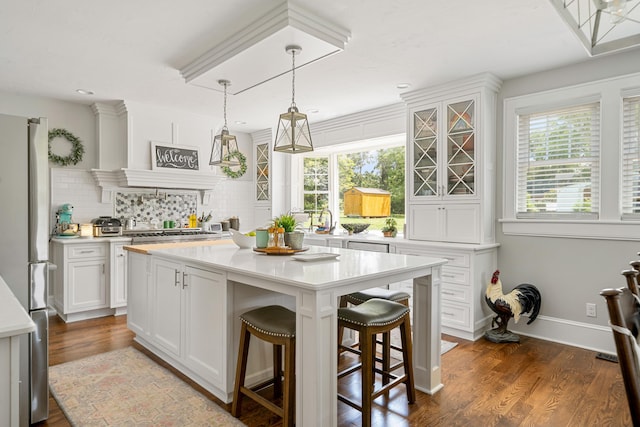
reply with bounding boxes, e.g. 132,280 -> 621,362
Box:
412,98 -> 476,199
252,129 -> 273,228
403,73 -> 501,244
255,142 -> 269,202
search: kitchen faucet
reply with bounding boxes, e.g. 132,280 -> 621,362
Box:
317,208 -> 335,233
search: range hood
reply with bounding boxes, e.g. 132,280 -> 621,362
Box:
91,168 -> 226,190
90,168 -> 226,204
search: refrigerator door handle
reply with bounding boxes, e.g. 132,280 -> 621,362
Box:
29,262 -> 48,311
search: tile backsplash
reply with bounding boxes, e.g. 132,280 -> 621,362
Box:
115,191 -> 197,228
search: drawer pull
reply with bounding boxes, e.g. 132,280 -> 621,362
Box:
442,274 -> 456,278
442,291 -> 455,296
79,250 -> 94,254
443,311 -> 456,317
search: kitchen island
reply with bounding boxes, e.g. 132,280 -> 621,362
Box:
124,241 -> 446,427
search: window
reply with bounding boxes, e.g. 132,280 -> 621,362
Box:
303,157 -> 329,215
516,102 -> 600,218
502,72 -> 640,240
622,95 -> 640,218
294,135 -> 405,232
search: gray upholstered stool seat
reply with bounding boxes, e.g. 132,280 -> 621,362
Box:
338,297 -> 410,326
232,305 -> 296,427
337,298 -> 415,427
344,288 -> 411,306
240,305 -> 296,338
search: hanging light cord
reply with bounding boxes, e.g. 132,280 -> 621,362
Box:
291,50 -> 296,108
222,82 -> 228,130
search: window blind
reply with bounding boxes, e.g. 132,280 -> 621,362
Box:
622,95 -> 640,217
516,102 -> 600,217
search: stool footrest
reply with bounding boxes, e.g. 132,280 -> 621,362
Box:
239,386 -> 284,417
338,363 -> 362,379
338,393 -> 362,411
371,375 -> 411,401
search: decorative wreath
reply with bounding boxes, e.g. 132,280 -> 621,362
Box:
48,128 -> 84,166
221,150 -> 247,179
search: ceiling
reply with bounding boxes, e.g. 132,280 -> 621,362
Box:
0,0 -> 634,133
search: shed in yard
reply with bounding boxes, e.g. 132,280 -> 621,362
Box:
344,187 -> 391,217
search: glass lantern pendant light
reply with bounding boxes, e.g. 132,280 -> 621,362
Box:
274,45 -> 314,153
209,79 -> 241,166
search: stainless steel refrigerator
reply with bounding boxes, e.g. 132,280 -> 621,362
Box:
0,113 -> 49,424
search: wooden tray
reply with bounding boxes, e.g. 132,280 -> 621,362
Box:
253,247 -> 309,255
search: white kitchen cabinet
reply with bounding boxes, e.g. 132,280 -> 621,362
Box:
147,256 -> 228,389
150,257 -> 182,357
183,265 -> 226,387
408,203 -> 479,243
52,240 -> 111,322
394,242 -> 498,340
127,251 -> 149,337
402,73 -> 501,244
109,242 -> 128,314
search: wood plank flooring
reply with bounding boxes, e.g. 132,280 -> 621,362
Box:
35,314 -> 631,426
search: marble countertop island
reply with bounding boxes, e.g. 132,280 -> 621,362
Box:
125,241 -> 446,426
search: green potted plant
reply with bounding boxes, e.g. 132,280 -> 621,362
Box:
274,214 -> 304,249
382,217 -> 398,237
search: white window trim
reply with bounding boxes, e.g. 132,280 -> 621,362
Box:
501,72 -> 640,240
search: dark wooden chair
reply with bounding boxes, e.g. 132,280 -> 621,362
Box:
627,262 -> 640,295
600,287 -> 640,425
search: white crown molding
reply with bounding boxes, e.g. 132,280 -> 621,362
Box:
250,128 -> 273,145
400,73 -> 503,107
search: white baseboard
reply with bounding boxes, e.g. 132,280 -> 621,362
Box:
505,314 -> 616,355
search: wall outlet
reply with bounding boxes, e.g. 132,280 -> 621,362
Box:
586,303 -> 597,318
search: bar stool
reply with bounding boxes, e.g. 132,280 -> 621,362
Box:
231,305 -> 296,427
337,298 -> 415,427
338,288 -> 410,382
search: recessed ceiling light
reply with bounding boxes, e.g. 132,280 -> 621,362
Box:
308,109 -> 320,114
396,83 -> 411,89
76,89 -> 95,95
234,120 -> 247,125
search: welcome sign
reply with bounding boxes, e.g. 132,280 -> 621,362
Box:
151,142 -> 200,171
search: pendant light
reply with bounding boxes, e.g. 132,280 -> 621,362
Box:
274,45 -> 314,153
209,79 -> 241,166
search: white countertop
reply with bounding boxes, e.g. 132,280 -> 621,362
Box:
0,275 -> 35,338
147,242 -> 448,292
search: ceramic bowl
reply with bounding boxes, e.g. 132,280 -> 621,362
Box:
341,223 -> 370,234
230,229 -> 255,249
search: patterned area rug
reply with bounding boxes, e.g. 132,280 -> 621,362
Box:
49,347 -> 246,426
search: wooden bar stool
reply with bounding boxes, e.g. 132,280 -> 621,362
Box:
231,305 -> 296,427
338,288 -> 410,384
337,298 -> 415,427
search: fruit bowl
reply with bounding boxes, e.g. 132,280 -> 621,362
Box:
230,229 -> 255,249
340,223 -> 370,234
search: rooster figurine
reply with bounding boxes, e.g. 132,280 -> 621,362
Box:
484,270 -> 541,343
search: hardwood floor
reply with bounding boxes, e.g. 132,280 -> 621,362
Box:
36,314 -> 631,426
